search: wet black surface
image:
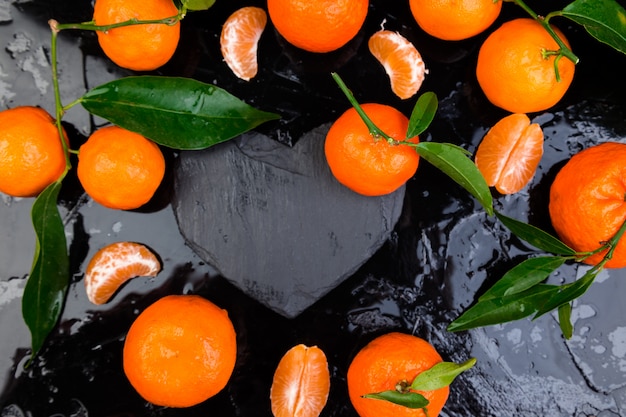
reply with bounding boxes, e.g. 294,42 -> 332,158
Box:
1,0 -> 626,416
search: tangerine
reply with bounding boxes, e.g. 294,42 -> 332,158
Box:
476,18 -> 575,113
270,344 -> 330,417
77,125 -> 166,210
549,142 -> 626,268
0,106 -> 67,198
347,332 -> 449,417
93,0 -> 180,71
475,113 -> 544,194
325,103 -> 418,196
220,6 -> 267,81
368,30 -> 427,100
267,0 -> 368,53
409,0 -> 502,41
123,294 -> 237,407
84,241 -> 161,305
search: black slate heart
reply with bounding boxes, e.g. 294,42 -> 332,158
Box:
172,123 -> 406,318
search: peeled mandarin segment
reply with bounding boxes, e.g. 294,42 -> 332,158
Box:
368,30 -> 427,100
84,241 -> 161,305
270,344 -> 330,417
220,7 -> 267,81
475,113 -> 544,195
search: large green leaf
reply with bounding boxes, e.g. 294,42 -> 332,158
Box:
447,284 -> 559,332
79,76 -> 280,150
416,142 -> 494,215
478,256 -> 567,302
557,0 -> 626,54
22,181 -> 69,363
495,211 -> 576,255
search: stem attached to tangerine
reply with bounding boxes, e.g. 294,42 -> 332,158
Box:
504,0 -> 579,69
49,20 -> 72,174
331,72 -> 396,144
52,14 -> 182,33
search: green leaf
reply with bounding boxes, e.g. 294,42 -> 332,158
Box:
495,211 -> 576,255
415,142 -> 494,215
447,284 -> 559,332
558,303 -> 574,339
533,267 -> 598,318
478,256 -> 567,302
181,0 -> 216,11
22,181 -> 69,363
558,0 -> 626,54
363,391 -> 429,409
411,358 -> 477,391
79,76 -> 280,150
407,92 -> 438,139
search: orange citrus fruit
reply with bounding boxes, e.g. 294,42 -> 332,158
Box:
0,106 -> 67,197
475,113 -> 544,194
93,0 -> 181,71
267,0 -> 368,53
476,18 -> 575,113
77,125 -> 165,210
123,294 -> 237,407
270,344 -> 330,417
221,6 -> 267,81
325,103 -> 419,196
84,241 -> 161,305
409,0 -> 502,41
347,332 -> 449,417
549,142 -> 626,268
368,30 -> 427,100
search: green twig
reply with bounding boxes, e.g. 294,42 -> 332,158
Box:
48,20 -> 71,172
331,72 -> 396,144
52,14 -> 182,33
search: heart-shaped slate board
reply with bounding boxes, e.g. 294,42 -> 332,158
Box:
172,123 -> 406,318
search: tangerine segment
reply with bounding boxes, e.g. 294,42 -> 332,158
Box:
325,103 -> 418,196
549,142 -> 626,268
475,113 -> 544,194
84,241 -> 161,305
123,295 -> 237,407
347,332 -> 449,417
221,6 -> 267,81
270,344 -> 330,417
368,30 -> 427,100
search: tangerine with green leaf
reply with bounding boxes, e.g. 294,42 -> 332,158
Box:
549,142 -> 626,268
347,332 -> 449,417
324,103 -> 419,196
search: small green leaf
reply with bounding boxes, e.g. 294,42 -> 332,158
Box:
80,76 -> 280,150
447,284 -> 559,332
558,303 -> 574,339
478,256 -> 567,302
181,0 -> 215,11
407,92 -> 438,138
363,391 -> 429,409
495,211 -> 576,255
415,142 -> 494,215
533,267 -> 598,318
411,358 -> 477,391
557,0 -> 626,54
22,181 -> 69,363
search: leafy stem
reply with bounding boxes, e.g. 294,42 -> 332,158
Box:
49,20 -> 71,170
50,14 -> 182,33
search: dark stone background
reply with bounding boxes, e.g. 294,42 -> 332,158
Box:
1,0 -> 626,416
